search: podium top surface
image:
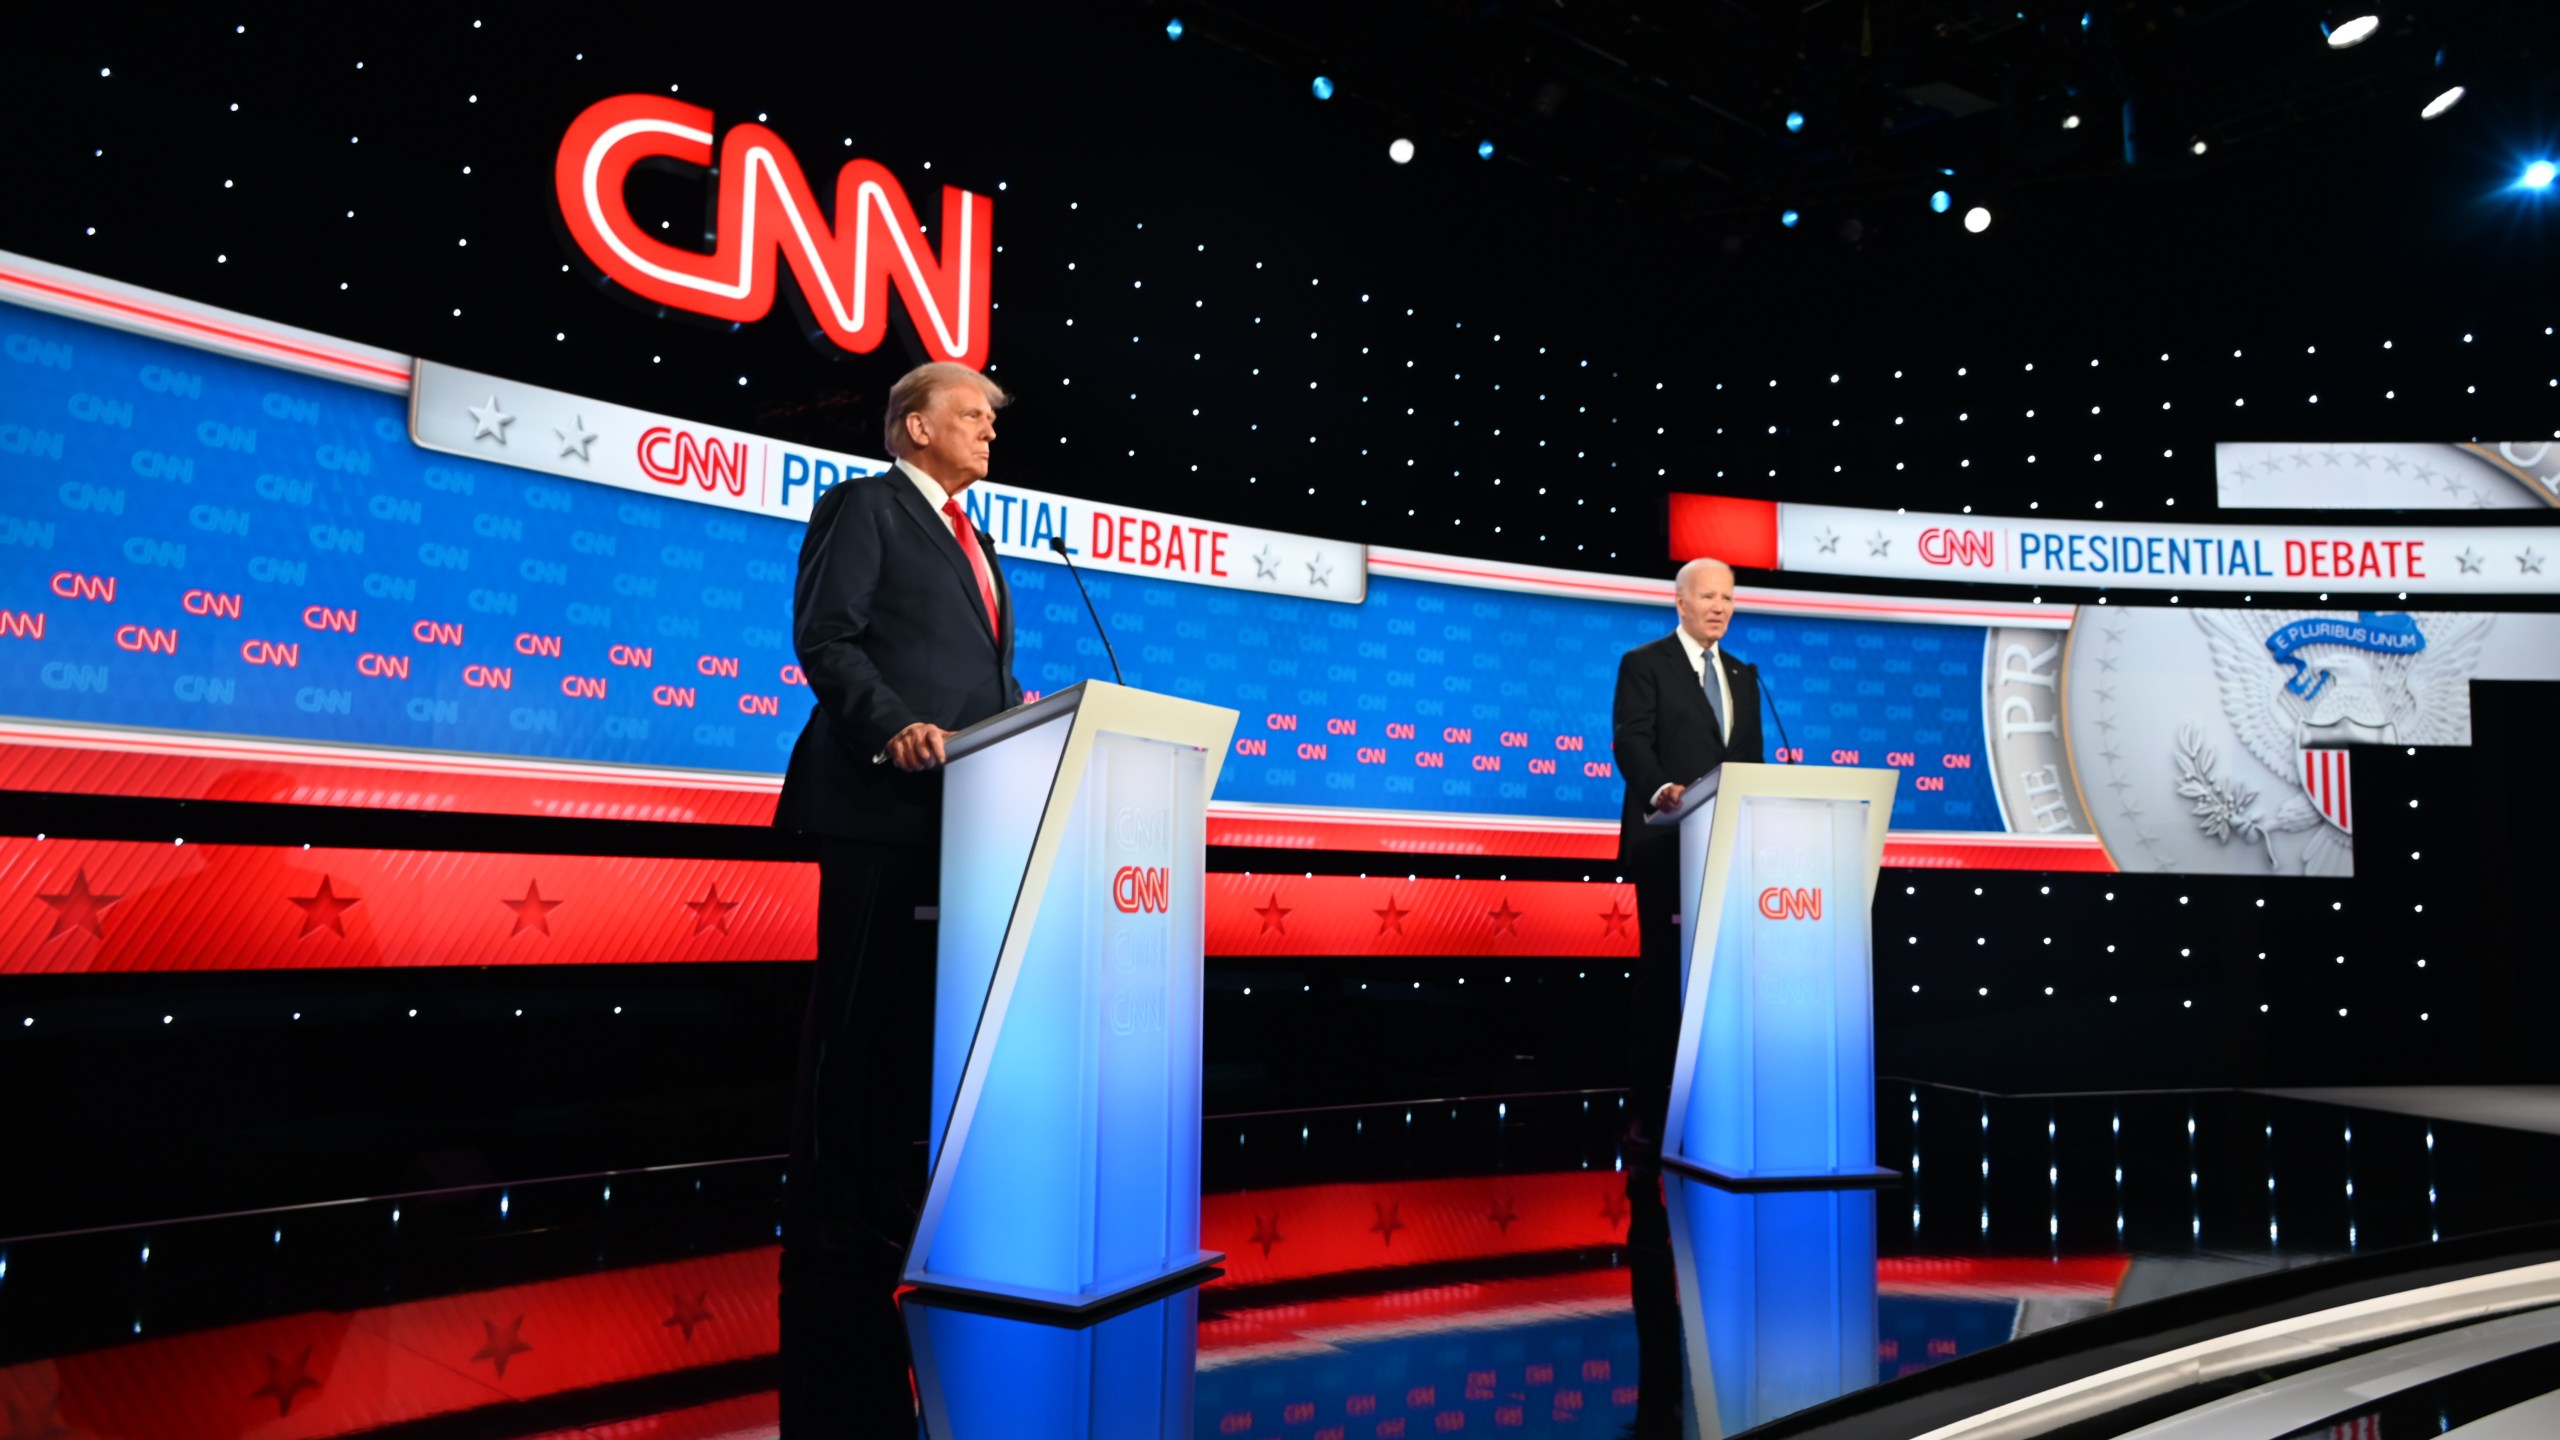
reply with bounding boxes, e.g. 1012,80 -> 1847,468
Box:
1644,761 -> 1899,825
944,680 -> 1241,763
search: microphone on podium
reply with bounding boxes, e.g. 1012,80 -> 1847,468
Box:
1745,661 -> 1797,762
1047,537 -> 1127,687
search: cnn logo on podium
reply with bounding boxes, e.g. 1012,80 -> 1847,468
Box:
1757,886 -> 1823,921
1112,866 -> 1171,915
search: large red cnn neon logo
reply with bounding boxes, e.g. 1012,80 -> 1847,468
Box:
1113,866 -> 1171,915
555,95 -> 993,369
637,426 -> 749,496
1757,886 -> 1823,921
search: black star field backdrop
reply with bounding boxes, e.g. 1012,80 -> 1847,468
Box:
2,5 -> 2556,1233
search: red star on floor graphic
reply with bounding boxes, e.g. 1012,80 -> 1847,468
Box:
1369,1200 -> 1406,1248
1374,894 -> 1409,936
1254,891 -> 1291,936
664,1291 -> 714,1342
1599,1189 -> 1631,1230
502,881 -> 562,938
470,1314 -> 533,1378
250,1346 -> 321,1416
1487,897 -> 1524,937
289,876 -> 359,939
1598,899 -> 1634,938
685,884 -> 738,936
37,868 -> 122,941
1487,1197 -> 1520,1235
1249,1212 -> 1285,1258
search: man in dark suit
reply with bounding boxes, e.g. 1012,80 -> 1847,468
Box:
1611,557 -> 1764,1152
777,361 -> 1022,1270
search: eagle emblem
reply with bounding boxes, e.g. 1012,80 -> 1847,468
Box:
2184,610 -> 2489,875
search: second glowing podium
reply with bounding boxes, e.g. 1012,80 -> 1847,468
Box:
903,681 -> 1239,1313
1649,761 -> 1901,1189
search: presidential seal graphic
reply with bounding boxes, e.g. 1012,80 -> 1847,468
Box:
2183,610 -> 2488,875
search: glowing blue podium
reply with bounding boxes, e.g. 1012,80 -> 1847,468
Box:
1649,763 -> 1900,1189
906,681 -> 1240,1312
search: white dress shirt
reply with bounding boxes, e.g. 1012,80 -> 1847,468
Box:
1651,628 -> 1732,812
895,457 -> 962,541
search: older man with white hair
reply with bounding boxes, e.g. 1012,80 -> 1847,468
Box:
1611,556 -> 1766,1153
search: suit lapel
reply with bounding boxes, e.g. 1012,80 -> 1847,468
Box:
1661,635 -> 1718,727
887,475 -> 999,650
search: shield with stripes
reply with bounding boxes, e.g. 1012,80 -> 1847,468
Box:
2298,748 -> 2353,834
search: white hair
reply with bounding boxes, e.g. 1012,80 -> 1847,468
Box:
1675,556 -> 1735,593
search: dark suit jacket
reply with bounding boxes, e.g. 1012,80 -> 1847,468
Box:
775,470 -> 1023,843
1611,633 -> 1765,865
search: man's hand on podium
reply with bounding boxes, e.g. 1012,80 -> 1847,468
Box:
885,722 -> 953,772
1650,781 -> 1685,815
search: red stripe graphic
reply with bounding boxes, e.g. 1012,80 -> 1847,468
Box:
1207,874 -> 1640,960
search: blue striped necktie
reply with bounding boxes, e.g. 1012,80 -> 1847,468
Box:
1700,646 -> 1726,741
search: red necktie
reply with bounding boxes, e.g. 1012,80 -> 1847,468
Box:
943,498 -> 1001,639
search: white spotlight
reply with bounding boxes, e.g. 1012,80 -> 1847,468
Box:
1387,137 -> 1415,165
2191,138 -> 2210,155
1963,206 -> 1993,234
2326,14 -> 2379,48
2421,86 -> 2466,120
2062,114 -> 2082,130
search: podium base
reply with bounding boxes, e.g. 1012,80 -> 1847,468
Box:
1660,1155 -> 1902,1192
901,1249 -> 1226,1320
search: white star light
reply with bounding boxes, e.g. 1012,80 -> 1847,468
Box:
1252,545 -> 1282,581
467,396 -> 515,443
554,416 -> 599,461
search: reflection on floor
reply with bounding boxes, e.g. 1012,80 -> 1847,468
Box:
5,1083 -> 2560,1438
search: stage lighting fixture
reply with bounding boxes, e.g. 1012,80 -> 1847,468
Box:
1931,190 -> 1951,213
1388,137 -> 1415,164
1311,75 -> 1334,100
1781,209 -> 1801,228
1964,206 -> 1993,233
2524,160 -> 2559,190
2062,114 -> 2082,130
1785,110 -> 1805,133
2192,138 -> 2210,155
2421,85 -> 2465,119
2325,14 -> 2379,48
1477,139 -> 1495,160
1165,17 -> 1183,40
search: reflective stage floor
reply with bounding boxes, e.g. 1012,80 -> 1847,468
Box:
6,1082 -> 2560,1438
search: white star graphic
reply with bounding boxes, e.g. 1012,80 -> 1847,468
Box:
1814,526 -> 1841,554
1252,544 -> 1282,580
2520,547 -> 2547,575
2457,547 -> 2485,574
1305,552 -> 1333,587
1867,531 -> 1892,558
467,396 -> 515,443
553,416 -> 598,461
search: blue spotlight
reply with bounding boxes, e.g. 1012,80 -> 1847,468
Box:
1477,139 -> 1495,160
1785,111 -> 1805,134
1931,190 -> 1952,213
1311,75 -> 1334,101
1781,209 -> 1801,228
1165,17 -> 1183,40
2523,160 -> 2558,190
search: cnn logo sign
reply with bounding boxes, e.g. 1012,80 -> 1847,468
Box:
1112,866 -> 1171,915
1757,886 -> 1823,921
1917,527 -> 1996,567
